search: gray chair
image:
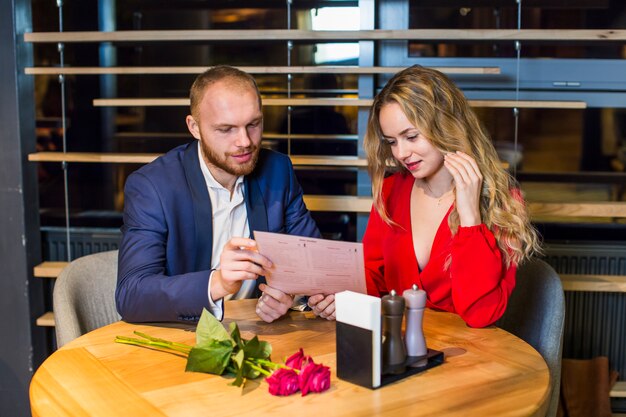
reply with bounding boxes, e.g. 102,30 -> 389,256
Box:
496,258 -> 565,417
53,250 -> 121,347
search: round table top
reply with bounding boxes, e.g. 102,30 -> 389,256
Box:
30,299 -> 550,417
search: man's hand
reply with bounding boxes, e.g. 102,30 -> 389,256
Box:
210,237 -> 272,301
256,284 -> 293,323
308,294 -> 336,320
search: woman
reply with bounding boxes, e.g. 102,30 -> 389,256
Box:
309,65 -> 540,327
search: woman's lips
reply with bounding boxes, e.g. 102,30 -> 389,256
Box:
405,160 -> 422,171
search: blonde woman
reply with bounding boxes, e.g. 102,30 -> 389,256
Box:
355,65 -> 541,328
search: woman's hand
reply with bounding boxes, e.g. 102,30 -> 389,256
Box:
307,294 -> 336,321
444,151 -> 483,227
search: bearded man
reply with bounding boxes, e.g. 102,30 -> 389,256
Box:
116,66 -> 320,323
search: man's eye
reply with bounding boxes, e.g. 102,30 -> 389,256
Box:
218,127 -> 232,133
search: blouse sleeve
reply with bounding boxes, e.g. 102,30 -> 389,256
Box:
362,205 -> 388,297
449,224 -> 516,328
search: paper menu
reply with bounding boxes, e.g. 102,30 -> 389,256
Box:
253,231 -> 367,296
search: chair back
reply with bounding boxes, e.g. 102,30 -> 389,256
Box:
53,250 -> 121,347
496,258 -> 565,417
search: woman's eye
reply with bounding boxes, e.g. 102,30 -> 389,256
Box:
385,139 -> 396,146
407,135 -> 418,141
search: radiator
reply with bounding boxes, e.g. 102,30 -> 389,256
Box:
543,242 -> 626,382
41,226 -> 121,261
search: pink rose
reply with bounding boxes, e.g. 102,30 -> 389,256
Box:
266,368 -> 300,396
299,361 -> 331,395
285,348 -> 307,370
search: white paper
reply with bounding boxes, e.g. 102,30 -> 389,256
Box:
253,231 -> 367,296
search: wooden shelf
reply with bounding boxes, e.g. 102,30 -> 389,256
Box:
611,381 -> 626,398
263,133 -> 359,141
24,29 -> 626,43
528,202 -> 626,218
34,262 -> 68,278
114,132 -> 359,141
93,97 -> 586,109
93,98 -> 372,107
29,152 -> 160,164
36,312 -> 55,327
303,195 -> 373,213
28,152 -> 368,167
560,274 -> 626,293
25,65 -> 500,76
290,156 -> 368,167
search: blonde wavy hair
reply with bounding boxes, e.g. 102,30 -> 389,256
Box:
364,65 -> 541,266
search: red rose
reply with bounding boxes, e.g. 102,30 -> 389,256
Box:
285,348 -> 307,370
299,361 -> 331,395
266,368 -> 300,396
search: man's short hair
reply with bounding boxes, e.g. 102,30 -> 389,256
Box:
189,65 -> 261,118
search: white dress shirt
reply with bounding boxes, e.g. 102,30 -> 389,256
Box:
198,143 -> 255,319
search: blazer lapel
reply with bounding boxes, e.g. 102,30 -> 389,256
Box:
244,176 -> 268,235
244,176 -> 268,294
182,142 -> 213,271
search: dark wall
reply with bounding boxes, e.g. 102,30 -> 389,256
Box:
0,0 -> 47,416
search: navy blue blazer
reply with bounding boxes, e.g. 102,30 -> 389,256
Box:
116,142 -> 321,322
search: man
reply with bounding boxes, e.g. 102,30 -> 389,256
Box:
116,66 -> 321,323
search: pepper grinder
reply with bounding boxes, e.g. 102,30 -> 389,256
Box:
381,289 -> 407,374
403,284 -> 428,366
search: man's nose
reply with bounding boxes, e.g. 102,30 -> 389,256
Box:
235,128 -> 252,148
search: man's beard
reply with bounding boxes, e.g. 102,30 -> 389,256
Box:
199,137 -> 260,177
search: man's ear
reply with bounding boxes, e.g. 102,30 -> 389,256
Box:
186,115 -> 201,140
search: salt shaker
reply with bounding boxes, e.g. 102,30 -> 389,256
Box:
403,284 -> 427,361
381,289 -> 407,374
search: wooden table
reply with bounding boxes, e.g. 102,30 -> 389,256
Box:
30,299 -> 550,417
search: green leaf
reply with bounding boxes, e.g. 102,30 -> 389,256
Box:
230,322 -> 244,349
231,349 -> 246,387
196,308 -> 232,347
185,339 -> 233,374
225,364 -> 237,375
244,364 -> 261,379
232,349 -> 245,370
243,336 -> 272,360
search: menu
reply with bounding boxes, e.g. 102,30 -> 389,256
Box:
253,231 -> 367,296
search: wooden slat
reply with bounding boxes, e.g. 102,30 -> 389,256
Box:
93,98 -> 371,107
470,100 -> 586,109
304,195 -> 373,213
93,97 -> 586,109
114,132 -> 359,140
28,152 -> 368,167
290,156 -> 368,167
560,274 -> 626,293
23,29 -> 626,43
304,197 -> 626,219
25,65 -> 501,75
34,261 -> 68,278
29,152 -> 160,164
528,202 -> 626,218
36,312 -> 55,327
263,133 -> 359,141
611,381 -> 626,398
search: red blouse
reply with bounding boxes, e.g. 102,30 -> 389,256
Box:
362,172 -> 516,328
